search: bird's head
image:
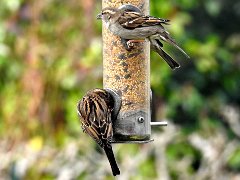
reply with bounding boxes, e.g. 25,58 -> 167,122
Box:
96,7 -> 119,24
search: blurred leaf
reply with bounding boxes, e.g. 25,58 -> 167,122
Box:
81,39 -> 102,68
28,136 -> 43,151
65,92 -> 82,134
170,12 -> 191,37
3,0 -> 20,11
196,57 -> 218,73
167,141 -> 201,174
204,0 -> 221,16
227,148 -> 240,171
138,155 -> 157,178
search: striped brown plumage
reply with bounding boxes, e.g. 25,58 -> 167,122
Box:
97,5 -> 190,70
77,88 -> 120,176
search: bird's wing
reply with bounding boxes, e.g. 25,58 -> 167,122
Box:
157,32 -> 190,59
119,11 -> 170,29
79,93 -> 113,147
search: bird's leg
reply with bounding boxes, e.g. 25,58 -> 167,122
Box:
81,125 -> 86,132
121,38 -> 145,51
127,40 -> 145,49
121,38 -> 133,51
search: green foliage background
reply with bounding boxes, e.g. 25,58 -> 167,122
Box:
0,0 -> 239,179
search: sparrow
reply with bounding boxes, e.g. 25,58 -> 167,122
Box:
97,4 -> 190,70
77,88 -> 120,176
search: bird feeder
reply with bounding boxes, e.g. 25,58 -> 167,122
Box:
102,0 -> 167,143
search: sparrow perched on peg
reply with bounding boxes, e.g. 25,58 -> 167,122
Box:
77,88 -> 120,176
97,4 -> 190,70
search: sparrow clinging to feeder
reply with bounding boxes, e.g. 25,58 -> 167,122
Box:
77,88 -> 120,176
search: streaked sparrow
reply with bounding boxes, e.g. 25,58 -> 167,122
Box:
97,4 -> 190,70
77,88 -> 120,176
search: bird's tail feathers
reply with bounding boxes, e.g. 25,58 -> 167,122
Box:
151,39 -> 180,70
104,145 -> 120,176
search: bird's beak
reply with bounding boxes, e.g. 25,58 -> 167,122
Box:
96,13 -> 102,19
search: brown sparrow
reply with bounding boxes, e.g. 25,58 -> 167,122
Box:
97,4 -> 190,70
77,88 -> 120,176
